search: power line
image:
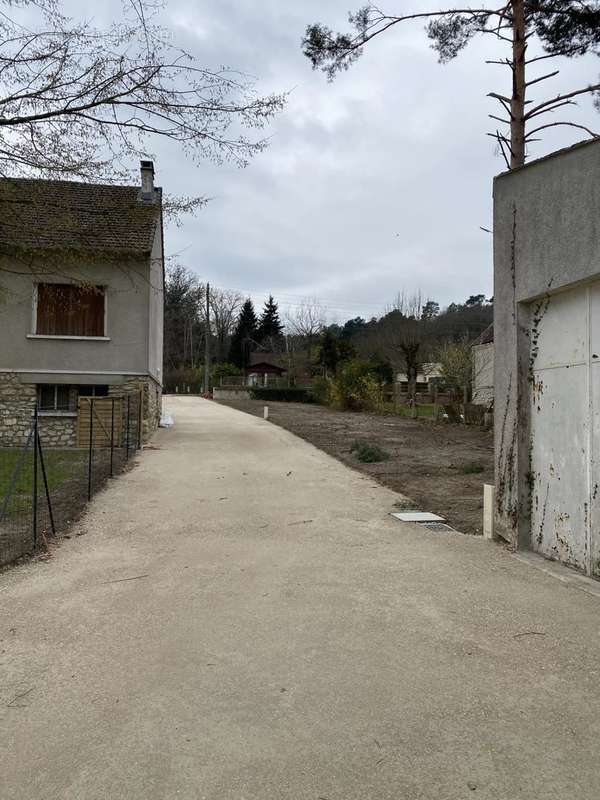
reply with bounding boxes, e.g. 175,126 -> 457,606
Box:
209,284 -> 389,316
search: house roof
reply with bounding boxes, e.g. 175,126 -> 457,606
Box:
473,323 -> 494,346
248,352 -> 286,369
248,363 -> 287,375
0,177 -> 161,256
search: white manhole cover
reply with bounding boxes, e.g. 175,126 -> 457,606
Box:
391,511 -> 446,523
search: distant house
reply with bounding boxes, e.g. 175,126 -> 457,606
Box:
396,362 -> 443,393
472,324 -> 494,406
246,353 -> 287,386
0,161 -> 164,446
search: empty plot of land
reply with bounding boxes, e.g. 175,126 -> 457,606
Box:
215,399 -> 493,535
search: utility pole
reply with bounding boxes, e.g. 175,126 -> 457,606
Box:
204,283 -> 211,394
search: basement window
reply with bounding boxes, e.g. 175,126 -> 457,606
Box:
38,384 -> 75,413
35,283 -> 106,337
77,385 -> 109,398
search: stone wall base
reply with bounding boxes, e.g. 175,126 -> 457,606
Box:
0,372 -> 162,447
109,375 -> 162,443
0,372 -> 36,447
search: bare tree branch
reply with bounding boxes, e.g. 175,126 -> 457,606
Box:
0,0 -> 286,206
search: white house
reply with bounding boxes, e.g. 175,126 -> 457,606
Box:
396,362 -> 443,393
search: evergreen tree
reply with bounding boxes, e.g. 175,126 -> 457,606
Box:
317,328 -> 340,376
257,295 -> 284,345
303,2 -> 600,169
228,299 -> 259,370
422,301 -> 440,321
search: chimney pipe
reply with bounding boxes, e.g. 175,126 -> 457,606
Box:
140,160 -> 155,200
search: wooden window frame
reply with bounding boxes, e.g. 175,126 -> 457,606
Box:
29,283 -> 110,340
37,384 -> 77,415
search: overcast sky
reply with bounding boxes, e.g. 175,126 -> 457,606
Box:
127,2 -> 599,321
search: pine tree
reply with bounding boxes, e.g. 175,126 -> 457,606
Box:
228,299 -> 259,370
257,295 -> 284,345
303,2 -> 600,169
317,328 -> 340,376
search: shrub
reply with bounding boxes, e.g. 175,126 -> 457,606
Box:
462,463 -> 484,474
249,387 -> 314,403
212,362 -> 241,383
310,376 -> 331,405
350,440 -> 390,463
329,359 -> 385,412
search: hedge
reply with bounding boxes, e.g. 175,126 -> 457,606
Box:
249,387 -> 314,403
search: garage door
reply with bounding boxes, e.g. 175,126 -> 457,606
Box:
530,282 -> 600,576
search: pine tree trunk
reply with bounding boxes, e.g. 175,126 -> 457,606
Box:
511,0 -> 526,168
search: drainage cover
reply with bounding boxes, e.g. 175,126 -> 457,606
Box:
391,511 -> 446,523
422,522 -> 457,533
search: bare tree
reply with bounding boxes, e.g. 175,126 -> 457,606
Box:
438,336 -> 474,403
303,2 -> 600,168
164,265 -> 204,371
373,291 -> 431,400
0,0 -> 286,200
285,297 -> 326,357
388,289 -> 424,320
210,288 -> 244,362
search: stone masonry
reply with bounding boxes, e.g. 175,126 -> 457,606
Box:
108,376 -> 162,443
1,372 -> 161,448
0,372 -> 36,446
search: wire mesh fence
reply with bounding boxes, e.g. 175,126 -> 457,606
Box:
0,391 -> 143,568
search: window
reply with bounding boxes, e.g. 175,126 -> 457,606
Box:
36,283 -> 105,337
38,384 -> 74,412
77,385 -> 108,398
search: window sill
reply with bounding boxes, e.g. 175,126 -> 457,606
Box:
38,411 -> 77,418
27,334 -> 110,341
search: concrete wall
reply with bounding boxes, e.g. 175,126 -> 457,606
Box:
493,138 -> 600,547
212,388 -> 250,401
0,253 -> 153,376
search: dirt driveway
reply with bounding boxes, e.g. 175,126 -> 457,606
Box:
215,399 -> 493,535
3,397 -> 600,800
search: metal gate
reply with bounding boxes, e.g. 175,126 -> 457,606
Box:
530,282 -> 600,576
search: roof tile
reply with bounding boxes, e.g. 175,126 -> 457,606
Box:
0,177 -> 161,256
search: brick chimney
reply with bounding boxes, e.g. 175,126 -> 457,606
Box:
140,160 -> 155,200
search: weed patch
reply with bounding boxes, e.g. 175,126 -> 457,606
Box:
350,440 -> 390,463
462,463 -> 484,475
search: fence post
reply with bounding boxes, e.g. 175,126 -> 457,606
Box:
110,397 -> 115,477
32,405 -> 38,549
125,395 -> 130,460
87,398 -> 94,501
37,432 -> 55,536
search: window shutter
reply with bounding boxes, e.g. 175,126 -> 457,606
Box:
37,284 -> 104,336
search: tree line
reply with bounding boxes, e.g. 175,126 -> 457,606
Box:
163,266 -> 286,387
163,266 -> 492,397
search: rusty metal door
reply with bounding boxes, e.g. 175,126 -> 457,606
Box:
530,285 -> 592,573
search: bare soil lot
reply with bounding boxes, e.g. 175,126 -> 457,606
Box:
215,398 -> 493,535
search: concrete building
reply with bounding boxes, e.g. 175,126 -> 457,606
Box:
494,138 -> 600,576
0,162 -> 164,446
472,324 -> 494,406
